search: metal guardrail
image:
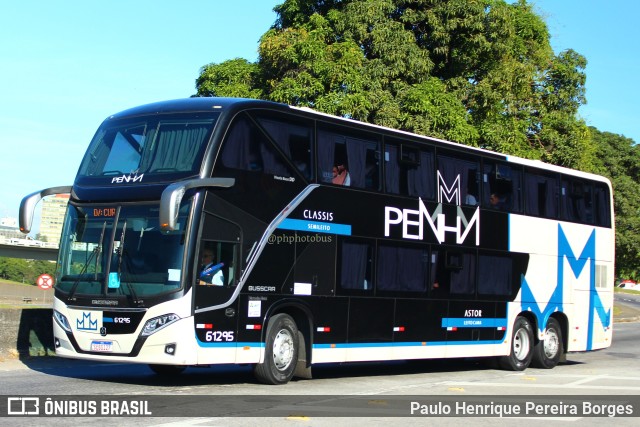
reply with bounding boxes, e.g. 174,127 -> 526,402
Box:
0,243 -> 57,261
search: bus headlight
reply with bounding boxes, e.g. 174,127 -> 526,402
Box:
141,313 -> 180,337
53,310 -> 72,332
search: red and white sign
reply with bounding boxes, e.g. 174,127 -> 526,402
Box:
37,273 -> 54,290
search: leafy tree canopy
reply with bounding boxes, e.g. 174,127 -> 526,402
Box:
195,0 -> 640,275
591,128 -> 640,280
196,0 -> 594,169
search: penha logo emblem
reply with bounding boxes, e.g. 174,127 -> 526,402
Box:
77,312 -> 98,331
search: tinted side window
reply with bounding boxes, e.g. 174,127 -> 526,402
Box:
430,249 -> 476,299
377,243 -> 428,293
478,253 -> 512,296
560,178 -> 593,224
257,115 -> 314,181
524,171 -> 558,218
437,155 -> 480,206
220,114 -> 295,177
482,162 -> 522,212
593,183 -> 612,227
384,140 -> 435,200
318,127 -> 380,190
338,239 -> 373,292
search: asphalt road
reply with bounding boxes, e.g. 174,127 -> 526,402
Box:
0,321 -> 639,426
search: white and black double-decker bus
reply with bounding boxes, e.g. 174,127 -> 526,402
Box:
20,98 -> 614,384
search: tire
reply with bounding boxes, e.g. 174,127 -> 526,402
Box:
254,313 -> 299,385
499,316 -> 534,371
531,317 -> 563,369
148,364 -> 186,376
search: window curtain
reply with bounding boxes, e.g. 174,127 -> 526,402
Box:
438,156 -> 477,205
525,174 -> 557,218
259,137 -> 289,176
260,119 -> 312,178
510,169 -> 522,212
221,118 -> 253,170
148,124 -> 208,172
478,255 -> 512,295
450,253 -> 476,295
258,119 -> 293,158
385,144 -> 400,194
318,130 -> 336,183
594,185 -> 610,226
377,246 -> 427,292
340,242 -> 369,290
408,151 -> 434,199
345,137 -> 367,188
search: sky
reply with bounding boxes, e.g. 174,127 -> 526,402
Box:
1,0 -> 638,226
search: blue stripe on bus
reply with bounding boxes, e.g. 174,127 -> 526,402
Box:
195,340 -> 506,349
441,318 -> 508,328
278,218 -> 352,235
312,340 -> 505,349
195,340 -> 265,348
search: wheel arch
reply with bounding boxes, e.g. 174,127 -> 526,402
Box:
548,312 -> 569,359
263,300 -> 314,366
522,310 -> 569,359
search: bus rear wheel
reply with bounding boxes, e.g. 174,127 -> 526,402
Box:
254,313 -> 299,385
531,317 -> 563,369
499,316 -> 533,371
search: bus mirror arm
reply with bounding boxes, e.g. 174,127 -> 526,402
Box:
159,177 -> 235,231
19,185 -> 73,234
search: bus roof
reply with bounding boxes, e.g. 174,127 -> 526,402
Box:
107,97 -> 611,187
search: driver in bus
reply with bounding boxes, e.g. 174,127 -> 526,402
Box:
199,246 -> 224,286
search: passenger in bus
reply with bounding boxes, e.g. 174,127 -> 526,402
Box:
465,193 -> 478,206
332,164 -> 351,186
199,247 -> 224,286
489,193 -> 507,210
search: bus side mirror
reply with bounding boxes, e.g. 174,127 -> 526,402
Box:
19,186 -> 73,234
159,178 -> 235,232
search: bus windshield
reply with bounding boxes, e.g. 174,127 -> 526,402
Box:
56,203 -> 189,298
76,113 -> 219,183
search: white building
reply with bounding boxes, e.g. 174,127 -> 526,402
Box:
39,194 -> 69,247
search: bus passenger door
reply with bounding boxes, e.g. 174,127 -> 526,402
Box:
293,232 -> 336,296
193,212 -> 241,364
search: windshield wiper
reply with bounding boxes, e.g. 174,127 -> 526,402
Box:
94,221 -> 106,281
68,222 -> 106,301
117,220 -> 127,276
115,221 -> 140,305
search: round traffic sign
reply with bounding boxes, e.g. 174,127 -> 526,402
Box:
37,273 -> 54,290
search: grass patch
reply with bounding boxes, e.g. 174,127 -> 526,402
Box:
0,279 -> 37,287
614,287 -> 640,295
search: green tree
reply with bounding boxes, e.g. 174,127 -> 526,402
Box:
196,0 -> 595,167
196,58 -> 264,99
195,0 -> 633,272
591,128 -> 640,280
0,257 -> 56,284
0,257 -> 31,283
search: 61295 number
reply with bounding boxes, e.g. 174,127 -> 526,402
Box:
205,331 -> 235,342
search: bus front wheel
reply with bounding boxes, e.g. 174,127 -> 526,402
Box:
254,313 -> 299,385
499,316 -> 533,371
531,317 -> 563,369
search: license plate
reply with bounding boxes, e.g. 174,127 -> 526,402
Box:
91,341 -> 113,352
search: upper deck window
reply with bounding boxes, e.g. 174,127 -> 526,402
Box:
77,113 -> 219,183
384,140 -> 435,200
318,126 -> 380,190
